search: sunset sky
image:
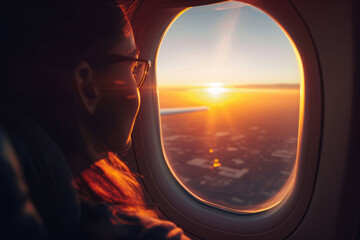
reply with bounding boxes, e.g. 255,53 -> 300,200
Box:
156,1 -> 301,87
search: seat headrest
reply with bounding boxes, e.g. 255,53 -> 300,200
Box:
0,126 -> 47,239
2,115 -> 80,240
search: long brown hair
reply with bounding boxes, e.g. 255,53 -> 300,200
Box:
74,152 -> 157,218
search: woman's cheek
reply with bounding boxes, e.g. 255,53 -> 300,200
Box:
100,87 -> 140,151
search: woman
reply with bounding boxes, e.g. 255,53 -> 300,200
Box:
0,0 -> 190,239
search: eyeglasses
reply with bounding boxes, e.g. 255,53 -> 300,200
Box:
86,54 -> 151,88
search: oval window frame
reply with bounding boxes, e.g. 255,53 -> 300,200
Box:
156,1 -> 304,214
131,0 -> 322,238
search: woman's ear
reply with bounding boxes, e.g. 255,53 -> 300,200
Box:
73,61 -> 100,114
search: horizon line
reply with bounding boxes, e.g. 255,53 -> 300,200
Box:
158,83 -> 300,90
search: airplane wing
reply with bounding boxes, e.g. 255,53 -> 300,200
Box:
160,106 -> 210,115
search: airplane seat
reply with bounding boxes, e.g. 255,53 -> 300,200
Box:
0,125 -> 47,239
0,114 -> 80,239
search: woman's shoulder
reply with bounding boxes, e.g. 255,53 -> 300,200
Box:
80,201 -> 191,240
117,212 -> 191,240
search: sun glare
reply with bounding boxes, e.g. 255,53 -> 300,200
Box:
205,82 -> 228,96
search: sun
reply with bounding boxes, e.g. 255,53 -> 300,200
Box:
191,82 -> 233,105
205,82 -> 227,96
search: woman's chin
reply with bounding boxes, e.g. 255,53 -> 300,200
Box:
107,135 -> 132,152
120,138 -> 132,152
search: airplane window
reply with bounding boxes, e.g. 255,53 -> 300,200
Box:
156,1 -> 303,213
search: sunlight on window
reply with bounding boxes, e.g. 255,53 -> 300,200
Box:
156,1 -> 303,213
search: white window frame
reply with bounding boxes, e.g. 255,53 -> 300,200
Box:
131,0 -> 322,239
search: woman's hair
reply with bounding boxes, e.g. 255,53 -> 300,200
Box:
1,0 -> 134,99
75,152 -> 157,218
1,0 -> 157,218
